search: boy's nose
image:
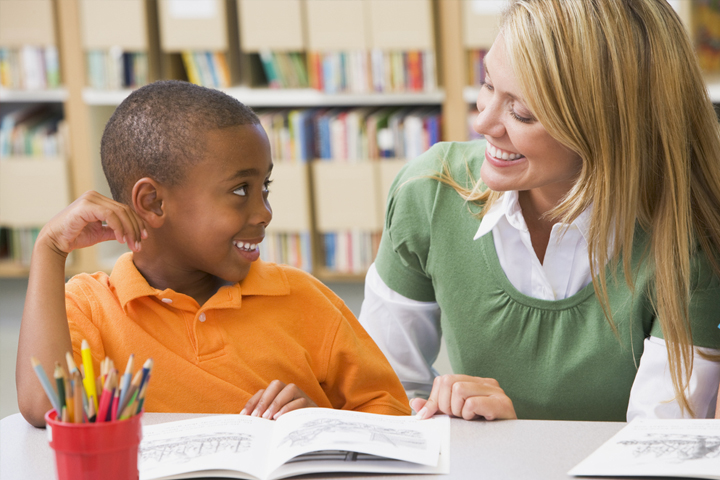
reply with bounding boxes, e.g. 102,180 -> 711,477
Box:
253,196 -> 272,226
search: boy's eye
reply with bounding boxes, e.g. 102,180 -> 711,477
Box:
233,186 -> 247,196
263,179 -> 273,193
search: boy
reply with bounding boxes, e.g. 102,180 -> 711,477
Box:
16,80 -> 410,427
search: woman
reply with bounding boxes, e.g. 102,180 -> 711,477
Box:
359,0 -> 720,421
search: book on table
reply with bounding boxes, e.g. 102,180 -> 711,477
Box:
139,408 -> 450,480
569,418 -> 720,479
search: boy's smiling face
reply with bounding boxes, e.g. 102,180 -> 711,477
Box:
156,124 -> 273,287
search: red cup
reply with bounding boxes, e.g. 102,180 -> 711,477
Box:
45,409 -> 143,480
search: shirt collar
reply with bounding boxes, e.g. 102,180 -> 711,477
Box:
473,191 -> 593,242
110,253 -> 291,311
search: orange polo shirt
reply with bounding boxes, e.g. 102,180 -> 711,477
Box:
65,253 -> 410,415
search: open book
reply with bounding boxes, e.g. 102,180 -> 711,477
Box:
139,408 -> 450,480
569,418 -> 720,479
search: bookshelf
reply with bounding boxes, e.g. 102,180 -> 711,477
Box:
0,0 -> 718,281
0,0 -> 70,277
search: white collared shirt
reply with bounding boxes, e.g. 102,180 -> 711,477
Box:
359,191 -> 720,419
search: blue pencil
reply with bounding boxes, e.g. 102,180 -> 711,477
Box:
30,357 -> 61,413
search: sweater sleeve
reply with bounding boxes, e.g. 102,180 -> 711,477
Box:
321,296 -> 411,416
374,143 -> 453,302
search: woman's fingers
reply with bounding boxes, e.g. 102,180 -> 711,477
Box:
416,374 -> 516,421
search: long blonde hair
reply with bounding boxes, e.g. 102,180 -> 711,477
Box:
453,0 -> 720,415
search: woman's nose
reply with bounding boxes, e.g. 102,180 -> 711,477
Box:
474,96 -> 505,139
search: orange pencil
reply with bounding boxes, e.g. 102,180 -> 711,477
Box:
72,372 -> 84,423
65,379 -> 75,423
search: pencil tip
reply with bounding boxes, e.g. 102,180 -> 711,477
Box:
30,356 -> 40,367
81,339 -> 89,349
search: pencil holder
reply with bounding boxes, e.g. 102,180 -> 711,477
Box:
45,409 -> 143,480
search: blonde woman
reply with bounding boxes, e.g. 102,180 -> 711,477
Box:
359,0 -> 720,421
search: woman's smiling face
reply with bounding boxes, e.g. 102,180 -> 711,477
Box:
474,34 -> 582,210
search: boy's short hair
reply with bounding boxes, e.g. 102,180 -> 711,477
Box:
101,80 -> 260,204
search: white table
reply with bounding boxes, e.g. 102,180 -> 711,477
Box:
1,412 -> 633,479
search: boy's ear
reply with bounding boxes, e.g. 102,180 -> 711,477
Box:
131,177 -> 165,228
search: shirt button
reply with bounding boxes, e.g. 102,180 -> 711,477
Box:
199,313 -> 206,322
161,298 -> 173,304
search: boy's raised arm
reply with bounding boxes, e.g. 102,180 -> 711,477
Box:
16,191 -> 146,427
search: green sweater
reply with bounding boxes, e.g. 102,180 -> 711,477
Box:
375,141 -> 720,421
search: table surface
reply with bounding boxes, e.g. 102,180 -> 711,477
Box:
0,412 -> 651,480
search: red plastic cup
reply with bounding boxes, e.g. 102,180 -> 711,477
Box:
45,409 -> 143,480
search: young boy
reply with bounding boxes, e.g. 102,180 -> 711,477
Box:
16,80 -> 410,427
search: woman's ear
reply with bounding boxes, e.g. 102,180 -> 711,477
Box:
132,177 -> 165,228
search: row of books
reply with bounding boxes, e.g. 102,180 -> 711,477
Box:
258,51 -> 309,89
181,51 -> 231,89
0,46 -> 61,91
696,0 -> 720,73
257,106 -> 441,164
258,232 -> 312,273
0,227 -> 38,266
308,50 -> 436,94
0,105 -> 67,157
86,49 -> 149,90
323,230 -> 381,275
467,49 -> 488,86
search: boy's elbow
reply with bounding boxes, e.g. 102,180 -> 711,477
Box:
17,392 -> 50,428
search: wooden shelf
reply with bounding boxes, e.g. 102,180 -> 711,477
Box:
84,86 -> 445,107
0,88 -> 68,103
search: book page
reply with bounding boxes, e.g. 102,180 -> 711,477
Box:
139,415 -> 275,480
265,408 -> 448,478
569,419 -> 720,479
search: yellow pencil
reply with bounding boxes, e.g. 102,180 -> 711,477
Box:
80,340 -> 98,410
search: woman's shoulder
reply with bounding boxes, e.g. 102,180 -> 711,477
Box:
398,140 -> 486,180
390,140 -> 487,201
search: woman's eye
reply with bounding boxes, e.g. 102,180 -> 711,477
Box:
510,110 -> 532,124
233,186 -> 247,196
481,81 -> 494,91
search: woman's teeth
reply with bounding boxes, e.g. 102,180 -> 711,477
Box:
233,241 -> 258,252
488,143 -> 524,160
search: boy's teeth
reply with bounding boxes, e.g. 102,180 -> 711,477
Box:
234,241 -> 258,251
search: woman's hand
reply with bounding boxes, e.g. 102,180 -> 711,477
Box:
411,374 -> 517,421
240,380 -> 318,420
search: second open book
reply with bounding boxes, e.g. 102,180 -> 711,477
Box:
139,408 -> 450,480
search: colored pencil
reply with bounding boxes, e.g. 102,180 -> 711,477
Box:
30,357 -> 60,413
116,370 -> 142,417
118,354 -> 134,410
81,340 -> 99,410
135,377 -> 149,415
61,406 -> 69,423
66,378 -> 75,423
65,352 -> 78,376
73,371 -> 84,423
53,362 -> 67,413
137,358 -> 153,400
96,370 -> 116,422
110,386 -> 121,421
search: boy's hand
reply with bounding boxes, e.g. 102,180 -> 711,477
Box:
41,190 -> 147,255
240,380 -> 318,420
410,374 -> 517,421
